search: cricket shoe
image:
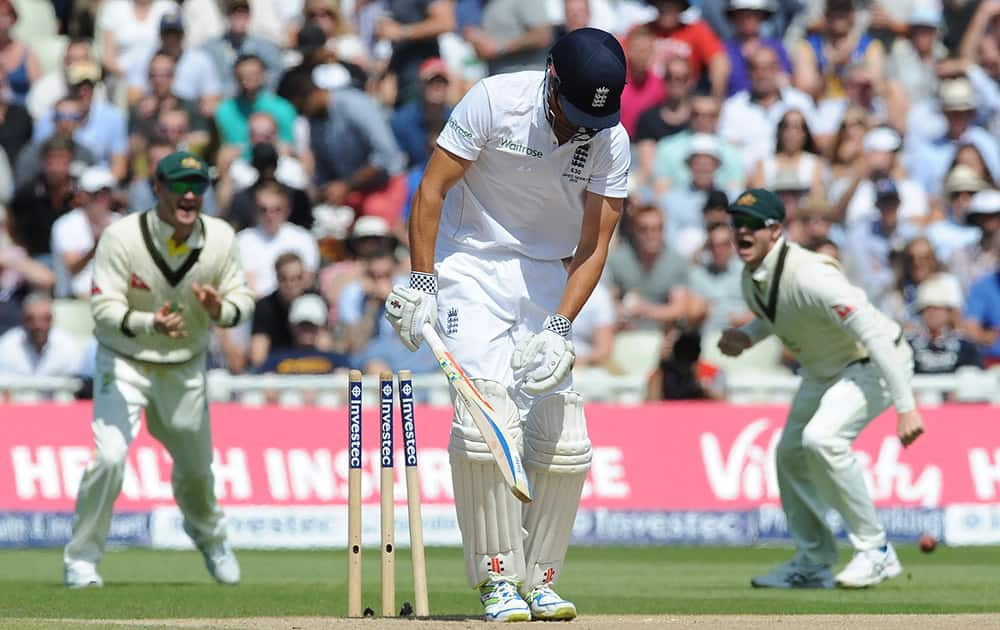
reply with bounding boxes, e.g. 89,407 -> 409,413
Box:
64,562 -> 103,589
835,544 -> 902,588
525,584 -> 577,621
751,559 -> 834,589
201,542 -> 240,585
480,577 -> 531,622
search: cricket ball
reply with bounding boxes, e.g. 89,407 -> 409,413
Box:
919,533 -> 937,553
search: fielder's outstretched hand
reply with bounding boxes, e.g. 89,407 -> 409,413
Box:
718,328 -> 752,357
154,302 -> 188,338
192,282 -> 222,320
897,409 -> 925,447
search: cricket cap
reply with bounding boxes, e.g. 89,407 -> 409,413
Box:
727,188 -> 786,223
548,28 -> 627,130
156,151 -> 210,183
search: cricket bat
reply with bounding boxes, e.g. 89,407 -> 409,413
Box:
421,322 -> 533,503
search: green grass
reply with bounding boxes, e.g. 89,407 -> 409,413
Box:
2,545 -> 999,620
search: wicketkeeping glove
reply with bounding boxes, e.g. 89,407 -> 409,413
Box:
384,272 -> 438,351
511,314 -> 575,395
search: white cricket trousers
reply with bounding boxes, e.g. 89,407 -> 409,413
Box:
64,346 -> 225,567
778,343 -> 914,568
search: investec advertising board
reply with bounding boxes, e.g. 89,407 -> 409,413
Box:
2,403 -> 999,548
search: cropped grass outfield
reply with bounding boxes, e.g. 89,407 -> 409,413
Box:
3,546 -> 999,621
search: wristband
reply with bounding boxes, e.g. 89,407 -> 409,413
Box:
409,271 -> 437,294
543,314 -> 572,338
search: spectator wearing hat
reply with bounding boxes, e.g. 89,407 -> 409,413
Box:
9,137 -> 78,263
650,95 -> 744,196
257,293 -> 351,375
924,165 -> 988,262
620,26 -> 667,140
32,61 -> 129,182
316,214 -> 398,317
793,0 -> 885,104
636,0 -> 730,101
905,76 -> 1000,196
749,108 -> 827,201
465,0 -> 553,77
376,0 -> 455,105
128,52 -> 212,157
0,0 -> 42,107
391,58 -> 453,218
0,67 -> 32,166
660,133 -> 733,255
15,97 -> 97,186
95,0 -> 177,90
844,177 -> 921,306
215,54 -> 298,157
719,46 -> 817,173
279,66 -> 408,227
250,253 -> 335,369
236,182 -> 320,298
907,272 -> 980,376
0,292 -> 83,377
949,189 -> 1000,293
25,38 -> 110,123
722,0 -> 792,98
51,167 -> 123,300
202,0 -> 285,99
0,210 -> 55,334
126,11 -> 224,117
834,125 -> 928,228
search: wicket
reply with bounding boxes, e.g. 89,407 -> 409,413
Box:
347,369 -> 429,618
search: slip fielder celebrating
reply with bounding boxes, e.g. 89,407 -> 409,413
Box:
64,151 -> 255,588
385,28 -> 629,621
718,189 -> 925,589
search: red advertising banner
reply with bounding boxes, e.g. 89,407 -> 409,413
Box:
2,403 -> 1000,512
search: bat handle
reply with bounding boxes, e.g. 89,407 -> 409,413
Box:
421,321 -> 446,357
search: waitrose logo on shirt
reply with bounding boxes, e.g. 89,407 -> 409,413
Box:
498,137 -> 544,158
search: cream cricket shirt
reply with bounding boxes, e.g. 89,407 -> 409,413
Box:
435,71 -> 631,261
91,209 -> 256,364
739,237 -> 916,413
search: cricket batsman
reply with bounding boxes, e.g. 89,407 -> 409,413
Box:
718,189 -> 925,589
384,28 -> 629,621
63,151 -> 255,588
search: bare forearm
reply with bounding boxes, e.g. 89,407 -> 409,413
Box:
560,247 -> 610,322
502,25 -> 552,55
708,54 -> 731,101
408,182 -> 444,273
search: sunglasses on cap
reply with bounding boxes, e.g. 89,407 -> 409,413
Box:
730,213 -> 778,231
165,179 -> 209,195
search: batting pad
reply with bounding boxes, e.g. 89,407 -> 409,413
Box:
449,378 -> 527,587
522,391 -> 592,591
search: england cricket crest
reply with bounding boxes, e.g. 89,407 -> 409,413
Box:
563,144 -> 590,183
446,307 -> 459,336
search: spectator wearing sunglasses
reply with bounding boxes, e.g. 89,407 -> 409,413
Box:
14,97 -> 96,186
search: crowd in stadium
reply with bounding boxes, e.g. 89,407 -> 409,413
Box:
0,0 -> 998,400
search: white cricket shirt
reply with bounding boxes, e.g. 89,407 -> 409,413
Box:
435,71 -> 631,261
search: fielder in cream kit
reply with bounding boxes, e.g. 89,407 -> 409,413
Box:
718,189 -> 926,589
63,151 -> 255,588
385,28 -> 629,621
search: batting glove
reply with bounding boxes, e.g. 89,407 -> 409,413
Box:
512,314 -> 575,395
385,272 -> 438,352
